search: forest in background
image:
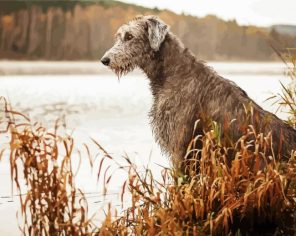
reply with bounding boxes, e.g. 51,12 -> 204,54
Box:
0,0 -> 296,61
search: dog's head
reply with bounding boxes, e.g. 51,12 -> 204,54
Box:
100,15 -> 169,77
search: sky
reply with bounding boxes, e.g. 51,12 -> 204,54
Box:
121,0 -> 296,27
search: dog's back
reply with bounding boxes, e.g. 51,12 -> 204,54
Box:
150,46 -> 296,165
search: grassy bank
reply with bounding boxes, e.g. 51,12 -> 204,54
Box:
2,98 -> 296,235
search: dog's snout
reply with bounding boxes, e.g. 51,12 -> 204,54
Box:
101,57 -> 110,66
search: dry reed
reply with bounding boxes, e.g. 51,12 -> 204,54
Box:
0,97 -> 98,235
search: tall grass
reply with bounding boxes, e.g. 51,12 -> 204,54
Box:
269,48 -> 296,127
0,97 -> 98,235
99,127 -> 296,235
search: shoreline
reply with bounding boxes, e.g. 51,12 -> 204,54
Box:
0,60 -> 287,76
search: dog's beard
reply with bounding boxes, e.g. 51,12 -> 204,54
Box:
110,62 -> 136,79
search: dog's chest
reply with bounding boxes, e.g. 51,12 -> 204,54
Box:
149,89 -> 184,150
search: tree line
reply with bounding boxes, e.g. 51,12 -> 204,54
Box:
0,0 -> 295,60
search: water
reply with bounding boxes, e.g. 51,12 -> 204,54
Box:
0,61 -> 291,235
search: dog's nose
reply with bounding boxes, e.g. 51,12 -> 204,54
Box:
101,57 -> 110,66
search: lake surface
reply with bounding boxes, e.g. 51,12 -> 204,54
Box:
0,61 -> 291,235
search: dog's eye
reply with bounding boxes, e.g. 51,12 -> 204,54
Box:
124,33 -> 133,41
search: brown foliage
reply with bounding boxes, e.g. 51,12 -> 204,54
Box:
99,126 -> 296,235
1,94 -> 296,235
0,2 -> 296,60
1,97 -> 98,235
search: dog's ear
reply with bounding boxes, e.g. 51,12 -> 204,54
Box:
146,17 -> 168,51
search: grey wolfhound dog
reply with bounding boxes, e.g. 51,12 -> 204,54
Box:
101,15 -> 296,169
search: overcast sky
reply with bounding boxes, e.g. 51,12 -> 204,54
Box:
121,0 -> 296,27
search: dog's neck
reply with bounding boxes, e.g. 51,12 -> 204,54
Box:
139,32 -> 202,96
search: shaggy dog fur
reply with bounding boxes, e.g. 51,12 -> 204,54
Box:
101,15 -> 296,168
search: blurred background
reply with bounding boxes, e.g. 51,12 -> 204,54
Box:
0,0 -> 296,61
0,1 -> 295,235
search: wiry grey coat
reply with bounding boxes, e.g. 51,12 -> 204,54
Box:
101,15 -> 296,168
